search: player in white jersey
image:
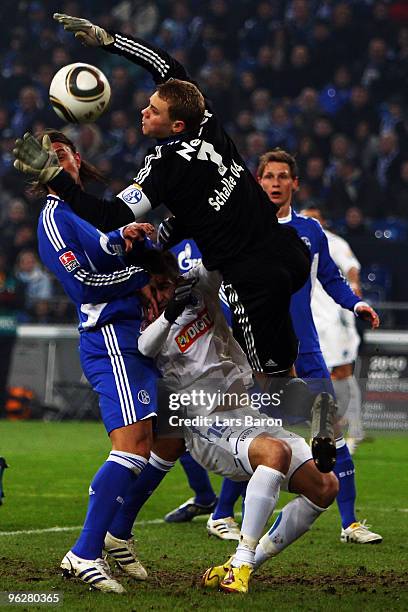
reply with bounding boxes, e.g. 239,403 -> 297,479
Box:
303,205 -> 364,452
132,249 -> 338,594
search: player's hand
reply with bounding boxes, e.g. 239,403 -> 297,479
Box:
164,279 -> 197,323
53,14 -> 114,47
13,133 -> 62,183
355,303 -> 380,329
123,223 -> 155,252
140,284 -> 158,320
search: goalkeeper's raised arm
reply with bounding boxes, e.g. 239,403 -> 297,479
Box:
53,13 -> 190,85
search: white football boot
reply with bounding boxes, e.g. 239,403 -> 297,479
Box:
60,550 -> 125,593
340,520 -> 383,544
206,514 -> 240,540
104,532 -> 147,580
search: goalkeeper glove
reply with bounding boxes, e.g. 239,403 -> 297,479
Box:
53,13 -> 114,47
164,279 -> 197,323
157,216 -> 185,250
13,133 -> 62,184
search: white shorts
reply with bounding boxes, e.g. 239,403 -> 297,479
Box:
317,310 -> 360,368
182,406 -> 312,490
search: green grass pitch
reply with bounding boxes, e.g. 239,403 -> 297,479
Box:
0,421 -> 407,611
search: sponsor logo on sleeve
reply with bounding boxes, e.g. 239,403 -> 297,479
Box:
59,250 -> 80,272
175,309 -> 213,353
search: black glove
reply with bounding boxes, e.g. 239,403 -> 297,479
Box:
157,216 -> 185,250
164,279 -> 197,323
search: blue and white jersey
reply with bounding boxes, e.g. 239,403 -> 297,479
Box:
170,239 -> 232,326
38,195 -> 149,331
279,208 -> 360,354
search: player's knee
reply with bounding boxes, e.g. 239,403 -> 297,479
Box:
313,472 -> 339,508
249,434 -> 292,474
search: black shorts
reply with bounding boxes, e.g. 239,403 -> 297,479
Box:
221,226 -> 310,375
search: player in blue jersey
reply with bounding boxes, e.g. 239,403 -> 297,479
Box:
32,130 -> 163,593
162,149 -> 383,545
257,149 -> 382,544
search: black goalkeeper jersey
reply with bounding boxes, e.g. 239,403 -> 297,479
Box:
49,32 -> 280,271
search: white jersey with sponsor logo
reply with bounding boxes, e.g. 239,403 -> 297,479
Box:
138,263 -> 252,402
311,230 -> 361,367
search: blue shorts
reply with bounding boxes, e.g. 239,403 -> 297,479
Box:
80,320 -> 160,434
295,351 -> 335,397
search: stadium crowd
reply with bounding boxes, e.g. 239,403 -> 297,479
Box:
0,0 -> 407,323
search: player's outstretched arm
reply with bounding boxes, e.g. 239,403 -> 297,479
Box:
53,13 -> 189,85
13,132 -> 145,232
53,14 -> 114,47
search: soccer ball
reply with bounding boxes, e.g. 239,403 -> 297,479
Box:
49,63 -> 111,123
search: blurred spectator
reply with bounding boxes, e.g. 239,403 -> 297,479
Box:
0,199 -> 32,262
14,250 -> 52,318
388,159 -> 408,218
360,37 -> 400,103
303,156 -> 329,203
0,250 -> 24,415
108,66 -> 134,114
330,2 -> 361,68
243,131 -> 268,175
311,115 -> 334,161
112,0 -> 160,39
354,120 -> 379,171
309,18 -> 335,87
250,89 -> 272,131
325,133 -> 353,183
336,85 -> 379,137
327,157 -> 384,219
282,45 -> 319,97
339,206 -> 372,239
374,131 -> 403,189
293,87 -> 321,134
266,104 -> 297,151
286,0 -> 314,47
319,65 -> 352,116
10,86 -> 52,135
241,1 -> 279,58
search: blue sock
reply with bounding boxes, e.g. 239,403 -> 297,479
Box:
212,478 -> 245,519
333,438 -> 357,529
109,452 -> 175,540
72,451 -> 147,560
179,452 -> 216,506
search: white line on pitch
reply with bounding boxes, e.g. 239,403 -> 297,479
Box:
1,508 -> 407,537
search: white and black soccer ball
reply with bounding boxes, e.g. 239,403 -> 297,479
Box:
49,63 -> 111,123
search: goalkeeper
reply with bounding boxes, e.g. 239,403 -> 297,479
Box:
14,13 -> 311,397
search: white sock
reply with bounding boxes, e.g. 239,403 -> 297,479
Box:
343,376 -> 363,439
254,495 -> 325,569
233,465 -> 284,568
332,378 -> 351,420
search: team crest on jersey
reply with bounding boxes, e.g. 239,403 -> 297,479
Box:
301,236 -> 311,249
175,309 -> 213,353
137,390 -> 150,404
118,183 -> 143,204
59,250 -> 80,272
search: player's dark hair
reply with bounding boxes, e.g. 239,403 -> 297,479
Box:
30,129 -> 106,196
157,79 -> 205,132
139,248 -> 180,281
257,148 -> 299,179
